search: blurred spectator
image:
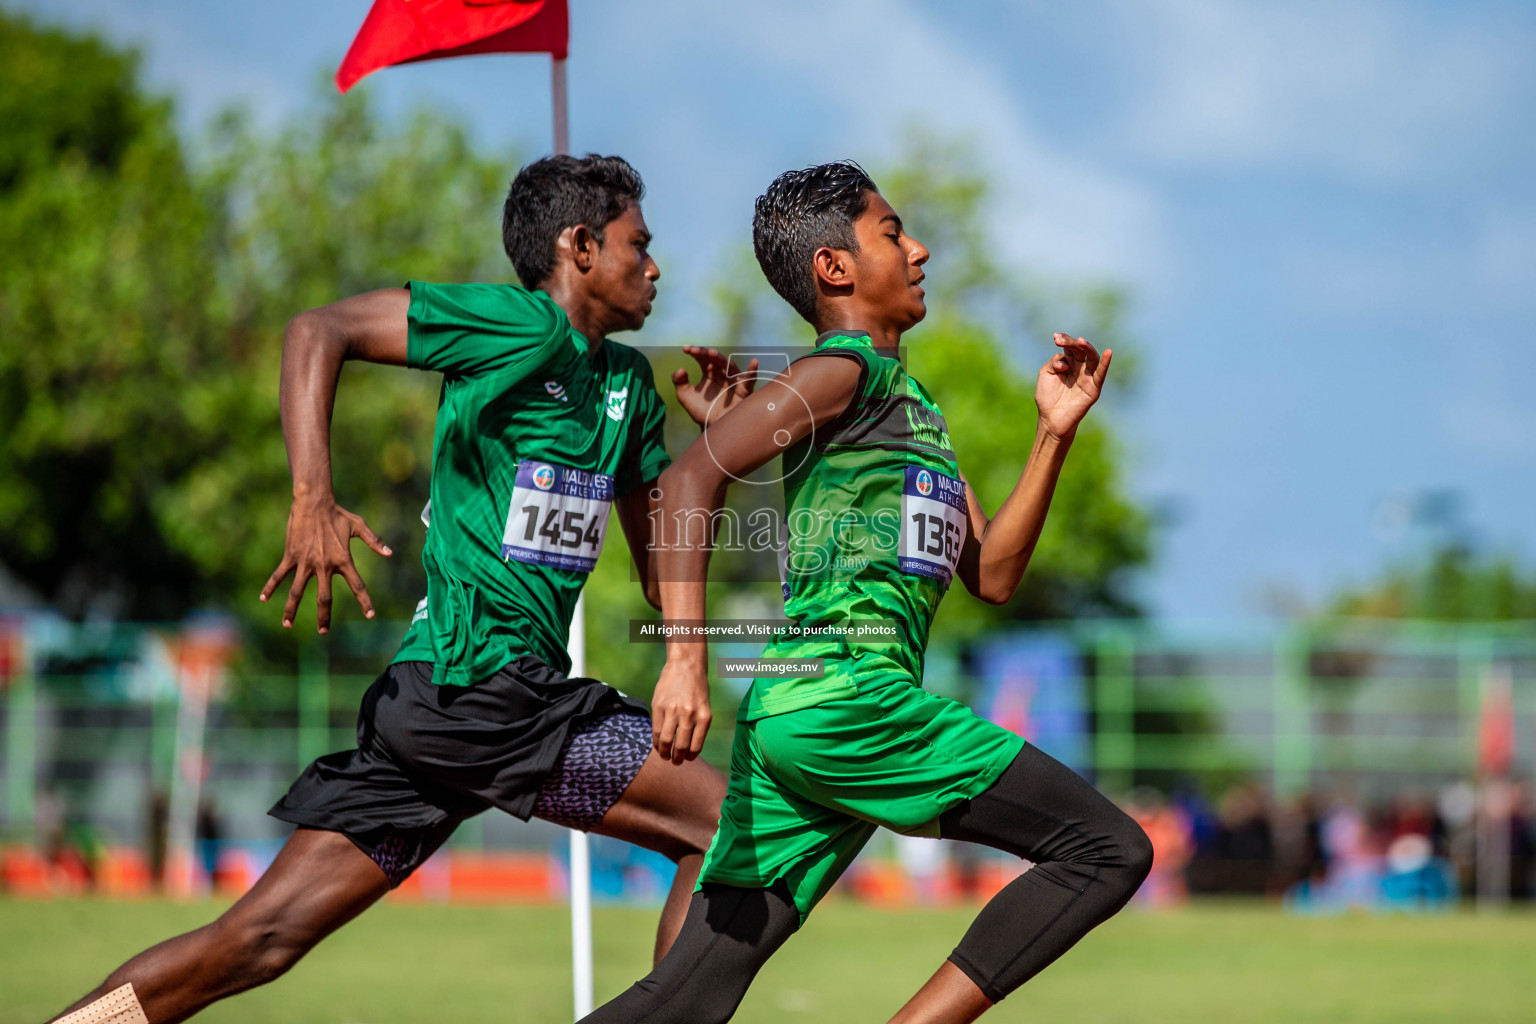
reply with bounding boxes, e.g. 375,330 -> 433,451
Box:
38,783 -> 103,892
1510,781 -> 1534,901
1272,792 -> 1327,891
1378,793 -> 1454,907
1188,783 -> 1274,894
1437,781 -> 1478,894
1319,799 -> 1380,907
146,788 -> 169,890
196,795 -> 224,892
950,841 -> 985,902
1385,789 -> 1444,854
61,814 -> 105,892
1171,783 -> 1221,858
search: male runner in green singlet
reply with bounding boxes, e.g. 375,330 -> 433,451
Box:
48,155 -> 751,1024
582,163 -> 1153,1024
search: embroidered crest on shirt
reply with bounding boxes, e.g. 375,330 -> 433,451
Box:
605,386 -> 629,422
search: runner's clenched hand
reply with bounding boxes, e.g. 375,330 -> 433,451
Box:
672,346 -> 759,428
651,657 -> 712,765
260,497 -> 392,633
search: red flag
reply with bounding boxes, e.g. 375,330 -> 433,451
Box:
337,0 -> 569,93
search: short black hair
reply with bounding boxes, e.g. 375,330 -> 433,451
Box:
502,154 -> 645,288
752,161 -> 879,324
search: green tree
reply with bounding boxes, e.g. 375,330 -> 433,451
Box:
0,11 -> 218,618
167,88 -> 513,632
1329,545 -> 1536,621
0,12 -> 515,636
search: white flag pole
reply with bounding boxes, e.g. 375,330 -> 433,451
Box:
569,596 -> 594,1020
552,56 -> 570,156
552,50 -> 593,1022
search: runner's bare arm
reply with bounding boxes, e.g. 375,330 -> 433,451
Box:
954,334 -> 1111,604
616,481 -> 663,610
260,288 -> 411,633
649,354 -> 861,764
620,348 -> 765,610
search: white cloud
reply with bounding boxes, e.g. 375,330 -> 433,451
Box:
1112,0 -> 1536,184
592,0 -> 1173,289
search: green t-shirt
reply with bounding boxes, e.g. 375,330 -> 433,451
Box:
390,281 -> 671,685
746,331 -> 964,719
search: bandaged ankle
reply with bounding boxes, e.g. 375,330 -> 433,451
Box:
55,983 -> 149,1024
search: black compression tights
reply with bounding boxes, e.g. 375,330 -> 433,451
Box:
578,743 -> 1153,1023
576,880 -> 800,1024
938,742 -> 1153,1001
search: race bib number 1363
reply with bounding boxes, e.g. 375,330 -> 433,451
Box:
899,465 -> 966,586
501,461 -> 614,573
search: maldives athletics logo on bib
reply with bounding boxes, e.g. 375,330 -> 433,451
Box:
915,469 -> 934,496
531,464 -> 556,491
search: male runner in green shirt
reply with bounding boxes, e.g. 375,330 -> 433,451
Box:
49,155 -> 750,1024
583,163 -> 1153,1024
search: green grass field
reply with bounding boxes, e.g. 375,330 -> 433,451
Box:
3,897 -> 1532,1023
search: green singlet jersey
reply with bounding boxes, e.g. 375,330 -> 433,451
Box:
700,330 -> 1024,920
389,281 -> 670,686
749,330 -> 968,718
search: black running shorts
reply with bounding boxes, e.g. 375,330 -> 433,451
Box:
270,657 -> 653,886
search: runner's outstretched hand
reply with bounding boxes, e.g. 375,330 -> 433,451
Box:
260,498 -> 392,634
651,658 -> 712,765
1036,333 -> 1112,440
672,346 -> 759,428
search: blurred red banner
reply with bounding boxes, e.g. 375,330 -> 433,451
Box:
1477,668 -> 1514,778
0,617 -> 24,689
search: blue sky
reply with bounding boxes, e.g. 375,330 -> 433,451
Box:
18,0 -> 1536,621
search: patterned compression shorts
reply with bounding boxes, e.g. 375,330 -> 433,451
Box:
532,711 -> 654,829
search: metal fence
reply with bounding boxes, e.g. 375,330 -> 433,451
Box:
1,616 -> 1532,893
1066,619 -> 1536,797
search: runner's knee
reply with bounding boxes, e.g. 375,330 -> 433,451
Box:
1117,816 -> 1155,892
1065,802 -> 1153,903
946,808 -> 1152,1003
212,911 -> 317,987
249,935 -> 307,986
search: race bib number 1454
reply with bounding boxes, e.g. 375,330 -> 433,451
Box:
501,461 -> 614,573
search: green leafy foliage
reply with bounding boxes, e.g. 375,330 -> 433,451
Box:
173,90 -> 513,635
0,14 -> 512,634
1329,545 -> 1536,621
0,12 -> 218,617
